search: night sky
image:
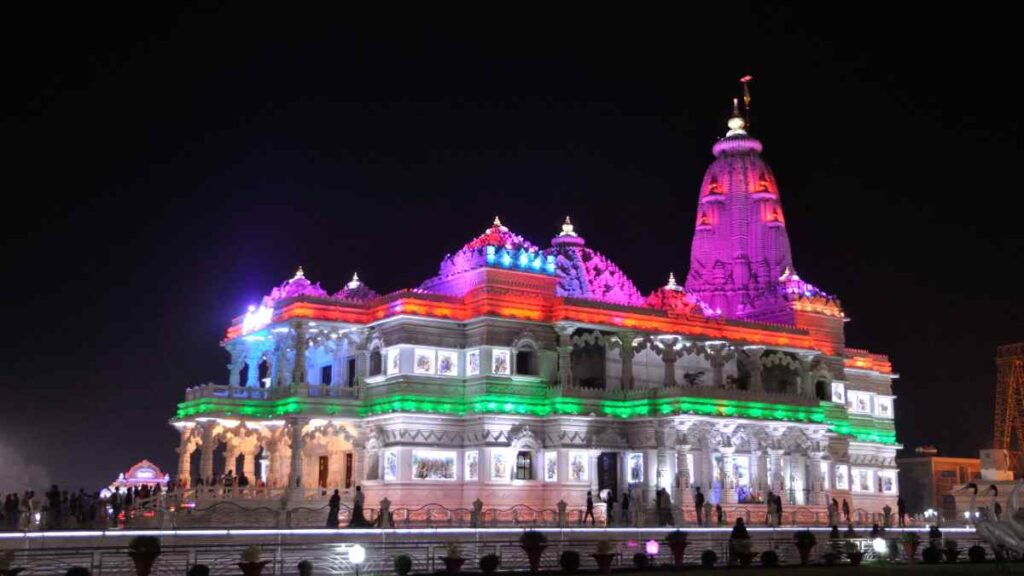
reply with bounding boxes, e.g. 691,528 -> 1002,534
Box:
2,5 -> 1022,491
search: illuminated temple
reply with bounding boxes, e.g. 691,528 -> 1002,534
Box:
172,102 -> 900,523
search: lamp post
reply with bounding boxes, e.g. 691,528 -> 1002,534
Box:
349,544 -> 366,576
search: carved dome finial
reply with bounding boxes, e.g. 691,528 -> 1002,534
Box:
294,266 -> 305,279
666,272 -> 680,290
727,97 -> 747,135
492,216 -> 505,230
347,272 -> 361,289
560,216 -> 577,237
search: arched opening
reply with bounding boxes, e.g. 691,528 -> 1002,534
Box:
320,365 -> 333,385
763,352 -> 799,394
815,379 -> 829,401
572,340 -> 606,389
515,451 -> 534,480
369,350 -> 383,376
258,360 -> 271,387
239,363 -> 250,387
515,349 -> 537,376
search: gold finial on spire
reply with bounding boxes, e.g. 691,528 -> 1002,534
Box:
294,266 -> 305,279
560,216 -> 577,237
727,97 -> 747,134
666,272 -> 679,289
493,216 -> 503,227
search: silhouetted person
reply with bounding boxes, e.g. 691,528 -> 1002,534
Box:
583,491 -> 595,526
694,487 -> 705,526
327,489 -> 340,528
897,496 -> 906,527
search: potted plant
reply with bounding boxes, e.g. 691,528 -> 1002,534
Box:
441,543 -> 465,575
559,550 -> 580,574
298,560 -> 313,576
843,541 -> 863,566
479,554 -> 499,575
731,538 -> 757,567
128,535 -> 161,576
632,552 -> 649,569
760,549 -> 779,568
700,550 -> 717,568
592,541 -> 615,574
793,530 -> 817,566
900,532 -> 921,562
519,530 -> 548,573
0,551 -> 25,576
393,555 -> 412,576
186,566 -> 210,576
922,545 -> 942,564
967,544 -> 986,563
942,539 -> 959,563
238,545 -> 270,576
666,530 -> 688,567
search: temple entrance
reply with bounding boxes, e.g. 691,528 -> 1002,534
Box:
598,452 -> 619,499
318,456 -> 329,488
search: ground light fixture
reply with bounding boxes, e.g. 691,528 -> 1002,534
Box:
349,544 -> 366,576
872,538 -> 887,555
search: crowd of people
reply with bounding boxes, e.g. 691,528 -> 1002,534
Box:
0,482 -> 173,530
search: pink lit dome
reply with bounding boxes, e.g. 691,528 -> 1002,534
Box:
645,273 -> 718,317
332,272 -> 379,302
262,267 -> 329,305
430,217 -> 549,281
546,217 -> 645,306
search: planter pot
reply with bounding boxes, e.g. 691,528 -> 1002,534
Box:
738,553 -> 757,567
668,542 -> 687,567
943,550 -> 959,563
238,561 -> 270,576
848,552 -> 864,566
442,557 -> 466,574
592,553 -> 615,574
129,551 -> 159,576
796,546 -> 813,566
522,545 -> 547,573
902,542 -> 919,562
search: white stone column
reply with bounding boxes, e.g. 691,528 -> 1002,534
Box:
588,450 -> 600,494
743,346 -> 766,392
555,323 -> 577,388
756,450 -> 769,493
245,347 -> 263,388
227,344 -> 244,387
808,451 -> 826,506
719,446 -> 737,504
797,352 -> 817,397
618,331 -> 636,390
768,448 -> 786,493
706,342 -> 730,388
199,426 -> 217,484
660,339 -> 679,387
675,444 -> 692,510
292,321 -> 308,386
288,418 -> 306,491
243,449 -> 258,482
177,429 -> 194,487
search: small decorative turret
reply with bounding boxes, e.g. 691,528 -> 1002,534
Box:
346,272 -> 361,290
492,216 -> 506,230
559,216 -> 577,237
665,272 -> 680,290
551,216 -> 585,247
726,98 -> 747,136
293,266 -> 306,279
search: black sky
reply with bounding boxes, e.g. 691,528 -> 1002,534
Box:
1,4 -> 1021,490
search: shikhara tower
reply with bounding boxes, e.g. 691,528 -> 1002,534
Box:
169,85 -> 899,528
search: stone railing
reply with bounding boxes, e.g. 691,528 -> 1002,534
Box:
185,383 -> 271,401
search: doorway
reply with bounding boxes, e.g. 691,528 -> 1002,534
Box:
318,456 -> 329,488
598,452 -> 619,500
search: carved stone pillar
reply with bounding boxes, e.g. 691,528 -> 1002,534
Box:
618,331 -> 637,390
223,445 -> 239,477
768,448 -> 786,493
705,342 -> 732,388
245,347 -> 263,388
273,334 -> 290,388
177,428 -> 194,486
588,450 -> 600,495
756,450 -> 769,493
808,450 -> 826,506
719,446 -> 737,504
331,338 -> 347,387
243,449 -> 258,482
288,418 -> 306,491
291,321 -> 308,386
226,344 -> 244,387
675,444 -> 692,510
555,323 -> 578,388
743,346 -> 766,392
797,352 -> 817,397
645,448 -> 659,516
199,426 -> 217,484
660,338 -> 679,387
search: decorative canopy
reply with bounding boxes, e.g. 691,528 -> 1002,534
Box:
263,267 -> 329,306
646,273 -> 719,317
546,218 -> 645,306
332,272 -> 379,301
432,217 -> 553,280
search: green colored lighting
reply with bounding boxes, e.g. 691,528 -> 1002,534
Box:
178,393 -> 897,446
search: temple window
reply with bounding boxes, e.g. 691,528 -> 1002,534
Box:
515,451 -> 534,480
815,379 -> 829,401
369,350 -> 383,376
346,358 -> 356,386
515,349 -> 537,376
320,365 -> 332,386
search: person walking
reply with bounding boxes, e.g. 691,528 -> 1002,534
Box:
765,491 -> 775,526
694,487 -> 705,526
621,491 -> 630,525
842,498 -> 851,523
605,491 -> 615,527
327,489 -> 340,528
583,491 -> 595,526
897,496 -> 906,527
775,493 -> 784,526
